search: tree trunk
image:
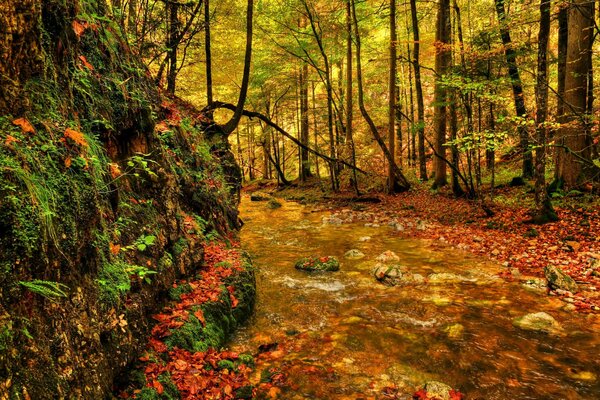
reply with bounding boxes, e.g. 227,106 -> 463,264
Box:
533,0 -> 557,223
128,0 -> 137,35
205,0 -> 213,113
351,0 -> 410,192
409,0 -> 427,181
346,0 -> 359,195
167,2 -> 179,94
222,0 -> 253,134
555,0 -> 595,188
495,0 -> 533,178
298,29 -> 311,181
432,0 -> 451,189
388,0 -> 398,193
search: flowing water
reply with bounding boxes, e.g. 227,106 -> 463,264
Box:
229,197 -> 600,399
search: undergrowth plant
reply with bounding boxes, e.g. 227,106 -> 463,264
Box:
18,280 -> 69,302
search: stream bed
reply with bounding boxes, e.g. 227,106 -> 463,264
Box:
228,196 -> 600,399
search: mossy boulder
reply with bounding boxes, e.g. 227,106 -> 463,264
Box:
295,256 -> 340,272
544,265 -> 578,293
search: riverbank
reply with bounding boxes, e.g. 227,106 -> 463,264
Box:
117,241 -> 256,399
245,179 -> 600,313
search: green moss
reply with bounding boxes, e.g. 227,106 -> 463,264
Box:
238,354 -> 254,367
217,359 -> 235,371
158,252 -> 174,272
0,320 -> 13,353
172,238 -> 188,257
97,260 -> 132,305
168,283 -> 192,301
234,385 -> 254,399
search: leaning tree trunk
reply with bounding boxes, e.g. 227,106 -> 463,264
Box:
495,0 -> 533,178
555,0 -> 595,188
222,0 -> 253,134
432,0 -> 451,189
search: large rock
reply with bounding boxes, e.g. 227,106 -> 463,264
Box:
295,256 -> 340,272
544,265 -> 578,293
512,312 -> 564,335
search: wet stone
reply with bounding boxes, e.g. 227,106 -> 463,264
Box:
376,250 -> 400,262
427,273 -> 467,284
420,381 -> 454,400
544,265 -> 579,293
521,277 -> 548,293
512,312 -> 564,335
344,249 -> 366,260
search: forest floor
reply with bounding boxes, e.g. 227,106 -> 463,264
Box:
244,175 -> 600,314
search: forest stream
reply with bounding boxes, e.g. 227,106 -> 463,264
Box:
229,196 -> 600,399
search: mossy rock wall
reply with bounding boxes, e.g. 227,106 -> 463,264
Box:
0,1 -> 243,398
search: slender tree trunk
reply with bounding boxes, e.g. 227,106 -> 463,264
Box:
302,0 -> 338,190
351,0 -> 410,191
312,81 -> 321,179
554,4 -> 568,181
450,91 -> 464,196
236,127 -> 245,182
409,0 -> 427,180
533,0 -> 557,223
432,0 -> 451,189
205,0 -> 213,113
167,2 -> 179,94
299,33 -> 311,181
222,0 -> 253,134
346,0 -> 359,195
388,0 -> 398,193
495,0 -> 533,178
128,0 -> 137,35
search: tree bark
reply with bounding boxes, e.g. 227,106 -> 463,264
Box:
409,0 -> 427,181
388,0 -> 398,193
351,0 -> 410,192
432,0 -> 451,189
299,56 -> 311,180
346,0 -> 359,195
555,0 -> 595,188
533,0 -> 557,222
222,0 -> 253,134
495,0 -> 533,178
205,0 -> 213,113
167,2 -> 179,94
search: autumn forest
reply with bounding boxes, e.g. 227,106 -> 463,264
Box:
1,0 -> 600,399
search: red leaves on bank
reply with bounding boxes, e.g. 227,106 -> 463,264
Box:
121,242 -> 251,399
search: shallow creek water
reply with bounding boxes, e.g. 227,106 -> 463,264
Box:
228,196 -> 600,399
